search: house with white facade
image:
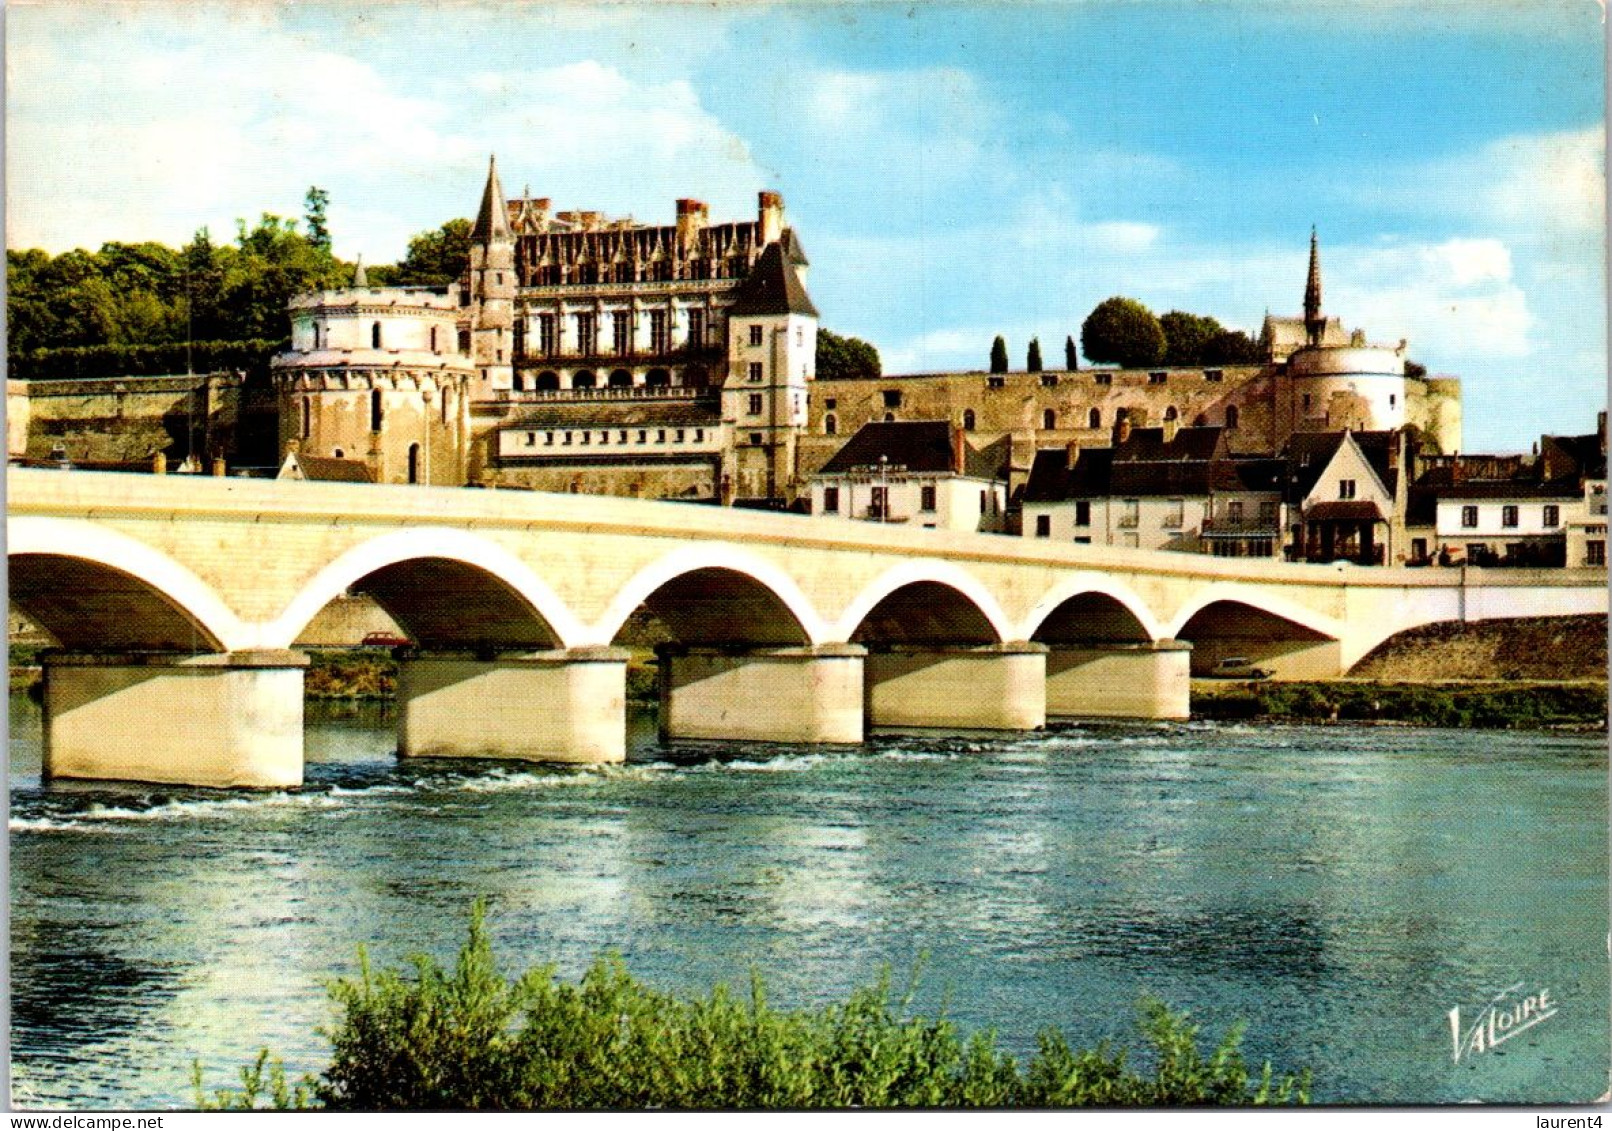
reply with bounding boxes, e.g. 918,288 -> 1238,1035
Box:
810,420 -> 1008,531
1284,430 -> 1407,565
1022,422 -> 1285,555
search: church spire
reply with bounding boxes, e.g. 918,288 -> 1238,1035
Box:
352,254 -> 367,288
472,154 -> 513,243
1303,226 -> 1324,348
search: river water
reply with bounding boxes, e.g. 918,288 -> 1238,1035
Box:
9,698 -> 1609,1107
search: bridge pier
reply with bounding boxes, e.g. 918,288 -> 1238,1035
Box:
1045,640 -> 1192,720
397,648 -> 627,763
657,643 -> 866,744
864,642 -> 1047,731
42,650 -> 308,788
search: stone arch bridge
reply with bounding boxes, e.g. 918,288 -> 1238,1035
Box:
10,468 -> 1604,787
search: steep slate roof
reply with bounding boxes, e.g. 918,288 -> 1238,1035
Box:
817,420 -> 1002,479
781,227 -> 810,267
1024,427 -> 1278,503
727,242 -> 819,318
471,156 -> 513,243
1285,430 -> 1397,502
1540,432 -> 1606,481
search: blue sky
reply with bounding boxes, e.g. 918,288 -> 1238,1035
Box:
7,1 -> 1605,451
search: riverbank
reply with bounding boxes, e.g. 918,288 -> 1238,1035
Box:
1191,679 -> 1606,730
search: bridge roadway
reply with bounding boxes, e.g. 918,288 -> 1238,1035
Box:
9,467 -> 1605,787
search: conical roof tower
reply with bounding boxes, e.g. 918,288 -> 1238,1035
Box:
472,155 -> 513,244
1303,227 -> 1325,348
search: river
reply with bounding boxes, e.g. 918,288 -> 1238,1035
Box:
9,698 -> 1608,1107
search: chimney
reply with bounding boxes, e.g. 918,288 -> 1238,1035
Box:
676,198 -> 709,248
952,424 -> 967,474
1065,441 -> 1081,469
211,456 -> 226,477
758,191 -> 785,245
152,451 -> 167,475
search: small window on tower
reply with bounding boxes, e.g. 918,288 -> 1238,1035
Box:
883,389 -> 902,408
372,322 -> 382,349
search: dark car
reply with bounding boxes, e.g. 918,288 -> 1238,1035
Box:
361,631 -> 410,647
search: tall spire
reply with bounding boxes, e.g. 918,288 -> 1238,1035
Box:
472,154 -> 513,243
352,254 -> 367,288
1303,226 -> 1324,347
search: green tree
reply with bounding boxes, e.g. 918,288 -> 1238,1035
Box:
1065,335 -> 1079,371
1026,337 -> 1043,372
816,327 -> 882,381
1081,297 -> 1165,369
1202,329 -> 1263,365
1160,310 -> 1225,366
303,187 -> 332,253
989,335 -> 1009,374
393,218 -> 473,287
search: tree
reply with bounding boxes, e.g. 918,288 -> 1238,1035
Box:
1026,337 -> 1042,373
1406,360 -> 1428,379
1065,335 -> 1079,371
303,187 -> 332,253
1160,310 -> 1225,366
989,335 -> 1009,374
393,219 -> 473,287
1201,329 -> 1263,365
1081,297 -> 1165,369
816,328 -> 881,381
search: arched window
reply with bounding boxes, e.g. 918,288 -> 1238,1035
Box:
1225,405 -> 1239,430
372,322 -> 382,349
513,374 -> 525,392
301,396 -> 311,439
645,368 -> 671,387
1164,405 -> 1178,422
963,409 -> 976,431
824,413 -> 837,435
407,443 -> 420,485
370,388 -> 383,432
609,369 -> 633,388
572,370 -> 597,389
536,371 -> 560,391
1043,409 -> 1056,430
884,412 -> 895,423
1088,407 -> 1101,429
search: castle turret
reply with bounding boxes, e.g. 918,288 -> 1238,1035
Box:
467,155 -> 515,393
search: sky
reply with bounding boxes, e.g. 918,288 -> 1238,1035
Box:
6,0 -> 1606,452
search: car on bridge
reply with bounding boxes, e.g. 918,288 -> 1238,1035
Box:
361,631 -> 411,648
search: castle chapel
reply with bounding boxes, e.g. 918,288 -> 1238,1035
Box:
269,160 -> 1462,504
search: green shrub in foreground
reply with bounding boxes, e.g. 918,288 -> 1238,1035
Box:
196,902 -> 1309,1110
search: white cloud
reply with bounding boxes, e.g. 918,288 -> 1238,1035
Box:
5,18 -> 768,259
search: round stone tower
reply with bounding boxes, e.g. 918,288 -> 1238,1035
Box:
271,271 -> 475,486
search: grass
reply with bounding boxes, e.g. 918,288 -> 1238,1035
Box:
195,902 -> 1310,1111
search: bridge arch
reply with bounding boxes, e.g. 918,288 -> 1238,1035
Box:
267,527 -> 586,651
835,561 -> 1011,645
1020,575 -> 1164,644
8,516 -> 246,651
594,545 -> 826,647
1166,585 -> 1343,677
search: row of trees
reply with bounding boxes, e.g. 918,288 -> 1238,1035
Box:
987,299 -> 1264,374
9,194 -> 888,383
7,190 -> 476,366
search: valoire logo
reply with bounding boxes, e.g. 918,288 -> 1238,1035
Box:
1448,983 -> 1557,1063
